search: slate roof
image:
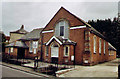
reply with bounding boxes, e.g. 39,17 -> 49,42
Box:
45,36 -> 76,45
10,25 -> 28,34
6,41 -> 28,48
56,36 -> 76,45
19,28 -> 43,41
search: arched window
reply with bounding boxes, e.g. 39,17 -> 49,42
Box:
99,39 -> 101,54
104,41 -> 106,54
93,36 -> 96,53
55,20 -> 69,38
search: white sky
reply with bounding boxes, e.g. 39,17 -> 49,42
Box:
1,0 -> 120,36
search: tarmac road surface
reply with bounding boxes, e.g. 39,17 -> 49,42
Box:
2,65 -> 43,77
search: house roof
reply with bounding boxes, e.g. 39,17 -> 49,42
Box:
10,25 -> 28,34
6,41 -> 28,48
19,28 -> 43,41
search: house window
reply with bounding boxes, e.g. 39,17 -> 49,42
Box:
93,36 -> 96,53
109,50 -> 111,55
104,41 -> 106,54
59,21 -> 65,36
11,47 -> 13,52
64,46 -> 69,56
109,50 -> 114,55
60,26 -> 64,36
33,41 -> 38,48
33,48 -> 37,54
29,41 -> 33,52
46,46 -> 48,56
99,39 -> 101,54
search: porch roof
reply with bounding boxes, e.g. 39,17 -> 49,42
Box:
46,36 -> 76,46
6,41 -> 28,48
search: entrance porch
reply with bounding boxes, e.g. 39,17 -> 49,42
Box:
43,36 -> 76,65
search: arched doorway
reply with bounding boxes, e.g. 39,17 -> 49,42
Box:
51,42 -> 59,63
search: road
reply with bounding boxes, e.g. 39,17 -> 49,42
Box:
2,65 -> 42,77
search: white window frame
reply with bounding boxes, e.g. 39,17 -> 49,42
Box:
59,20 -> 65,37
64,46 -> 69,56
11,47 -> 13,52
104,41 -> 106,54
109,50 -> 111,55
99,39 -> 101,54
29,41 -> 33,52
33,48 -> 37,54
93,36 -> 96,53
33,41 -> 38,48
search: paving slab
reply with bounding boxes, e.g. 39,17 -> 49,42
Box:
59,59 -> 119,77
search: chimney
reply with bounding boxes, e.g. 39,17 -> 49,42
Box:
20,25 -> 24,29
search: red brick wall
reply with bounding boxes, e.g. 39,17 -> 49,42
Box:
69,28 -> 85,64
42,32 -> 54,61
89,33 -> 116,65
108,50 -> 116,61
24,40 -> 40,59
5,47 -> 17,58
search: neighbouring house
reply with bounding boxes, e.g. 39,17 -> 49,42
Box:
19,28 -> 43,59
5,41 -> 28,59
9,25 -> 28,43
5,28 -> 43,59
40,7 -> 116,65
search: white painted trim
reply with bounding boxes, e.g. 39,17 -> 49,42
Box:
64,45 -> 69,57
70,25 -> 86,29
42,30 -> 54,33
108,42 -> 116,50
46,36 -> 62,45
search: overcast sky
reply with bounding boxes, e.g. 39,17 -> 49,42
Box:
2,0 -> 120,36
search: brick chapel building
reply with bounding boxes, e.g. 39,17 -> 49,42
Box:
40,7 -> 116,66
5,7 -> 116,66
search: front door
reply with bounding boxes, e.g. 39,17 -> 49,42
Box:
17,48 -> 25,59
51,46 -> 59,63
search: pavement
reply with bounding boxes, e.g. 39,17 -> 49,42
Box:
1,58 -> 119,78
59,59 -> 119,77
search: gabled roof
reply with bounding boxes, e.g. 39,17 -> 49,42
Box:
6,41 -> 28,48
43,7 -> 86,31
10,25 -> 28,34
19,28 -> 43,41
46,36 -> 76,46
